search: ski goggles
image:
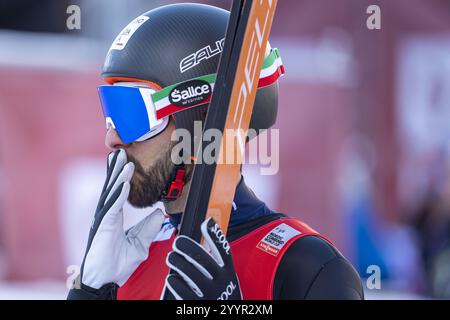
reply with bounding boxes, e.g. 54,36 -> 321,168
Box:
98,48 -> 285,144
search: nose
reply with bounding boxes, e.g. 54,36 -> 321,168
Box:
105,127 -> 128,151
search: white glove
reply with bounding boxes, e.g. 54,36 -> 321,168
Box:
80,149 -> 164,289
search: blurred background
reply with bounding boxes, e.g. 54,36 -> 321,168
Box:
1,0 -> 450,299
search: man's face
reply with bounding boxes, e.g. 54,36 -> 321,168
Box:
105,118 -> 177,208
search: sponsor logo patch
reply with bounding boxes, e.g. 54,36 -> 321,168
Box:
211,223 -> 231,255
217,281 -> 238,300
110,15 -> 149,51
169,79 -> 212,108
256,223 -> 301,256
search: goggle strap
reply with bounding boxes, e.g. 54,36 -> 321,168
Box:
151,48 -> 285,120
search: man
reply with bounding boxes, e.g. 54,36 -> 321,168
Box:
68,3 -> 363,300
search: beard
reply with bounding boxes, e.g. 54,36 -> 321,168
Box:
127,142 -> 177,208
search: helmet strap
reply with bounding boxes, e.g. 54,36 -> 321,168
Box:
160,164 -> 187,202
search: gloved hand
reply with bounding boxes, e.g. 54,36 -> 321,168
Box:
164,218 -> 242,300
68,149 -> 164,299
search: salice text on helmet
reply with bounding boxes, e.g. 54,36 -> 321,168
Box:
180,38 -> 225,73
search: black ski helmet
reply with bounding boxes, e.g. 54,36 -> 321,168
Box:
102,3 -> 279,141
101,3 -> 282,201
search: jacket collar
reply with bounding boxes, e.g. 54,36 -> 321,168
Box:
168,176 -> 274,229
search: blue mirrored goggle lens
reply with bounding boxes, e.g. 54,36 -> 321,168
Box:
98,85 -> 152,144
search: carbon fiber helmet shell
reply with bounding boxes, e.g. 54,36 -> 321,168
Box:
102,3 -> 279,139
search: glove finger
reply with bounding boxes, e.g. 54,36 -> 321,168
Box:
164,274 -> 199,300
97,150 -> 119,206
126,209 -> 164,249
106,149 -> 127,190
97,161 -> 132,213
104,162 -> 134,205
172,236 -> 217,279
107,151 -> 116,172
166,251 -> 209,298
89,181 -> 129,242
201,217 -> 233,268
103,181 -> 130,222
81,182 -> 129,284
97,149 -> 127,210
